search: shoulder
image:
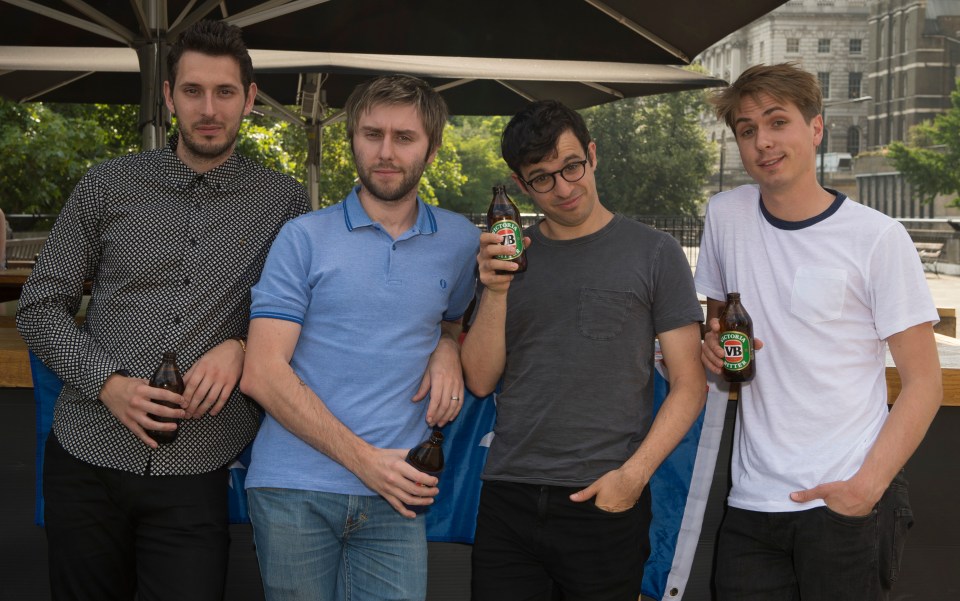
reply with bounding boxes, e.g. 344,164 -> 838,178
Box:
705,185 -> 760,214
235,155 -> 307,195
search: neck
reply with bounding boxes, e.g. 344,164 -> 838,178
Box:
175,141 -> 234,174
759,180 -> 835,222
539,205 -> 615,241
357,187 -> 420,239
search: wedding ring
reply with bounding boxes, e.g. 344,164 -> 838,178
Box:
451,396 -> 460,401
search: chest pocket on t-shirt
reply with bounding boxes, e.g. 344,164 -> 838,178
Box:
790,266 -> 847,324
579,288 -> 631,340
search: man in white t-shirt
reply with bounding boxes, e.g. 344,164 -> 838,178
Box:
696,63 -> 942,600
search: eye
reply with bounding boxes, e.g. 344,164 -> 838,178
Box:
530,174 -> 552,187
773,119 -> 787,127
737,127 -> 754,138
563,162 -> 582,174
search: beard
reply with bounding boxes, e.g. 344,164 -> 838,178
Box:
354,156 -> 427,202
177,119 -> 242,163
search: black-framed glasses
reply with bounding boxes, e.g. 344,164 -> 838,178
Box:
520,159 -> 588,193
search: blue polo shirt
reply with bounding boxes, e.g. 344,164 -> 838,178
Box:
245,187 -> 479,495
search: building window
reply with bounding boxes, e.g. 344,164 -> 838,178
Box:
818,38 -> 831,53
848,72 -> 862,98
849,38 -> 862,54
847,127 -> 861,156
787,38 -> 800,53
747,44 -> 753,63
818,72 -> 831,98
759,41 -> 765,60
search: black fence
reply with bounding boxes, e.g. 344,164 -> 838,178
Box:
462,213 -> 704,267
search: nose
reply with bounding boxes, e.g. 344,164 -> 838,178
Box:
201,91 -> 216,116
754,126 -> 773,150
552,172 -> 575,197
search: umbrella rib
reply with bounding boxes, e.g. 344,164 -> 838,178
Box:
581,0 -> 690,64
226,0 -> 334,29
582,81 -> 625,99
2,0 -> 128,45
169,0 -> 226,38
255,89 -> 304,125
433,79 -> 475,92
495,80 -> 537,102
63,0 -> 137,43
20,71 -> 94,102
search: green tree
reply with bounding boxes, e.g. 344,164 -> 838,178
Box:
583,88 -> 716,216
888,78 -> 960,206
440,116 -> 515,213
0,99 -> 127,221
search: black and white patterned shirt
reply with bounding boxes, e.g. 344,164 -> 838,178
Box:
16,134 -> 310,476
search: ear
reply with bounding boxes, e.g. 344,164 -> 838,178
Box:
588,140 -> 598,169
163,80 -> 175,115
812,113 -> 824,146
510,172 -> 529,195
243,82 -> 258,116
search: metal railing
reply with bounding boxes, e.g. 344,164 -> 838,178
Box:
461,212 -> 704,267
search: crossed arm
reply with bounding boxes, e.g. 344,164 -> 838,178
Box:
239,317 -> 463,517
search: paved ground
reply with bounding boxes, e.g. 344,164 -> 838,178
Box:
925,271 -> 960,315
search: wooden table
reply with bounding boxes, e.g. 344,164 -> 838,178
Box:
0,268 -> 31,304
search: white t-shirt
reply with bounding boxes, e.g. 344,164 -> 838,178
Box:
695,185 -> 938,512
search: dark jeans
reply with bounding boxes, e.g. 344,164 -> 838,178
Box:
43,434 -> 230,601
472,480 -> 652,601
715,471 -> 913,601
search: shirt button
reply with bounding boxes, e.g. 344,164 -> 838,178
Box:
183,278 -> 191,286
173,316 -> 182,325
190,238 -> 198,247
392,244 -> 397,250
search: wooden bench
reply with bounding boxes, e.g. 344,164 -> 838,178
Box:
4,237 -> 47,268
916,241 -> 945,276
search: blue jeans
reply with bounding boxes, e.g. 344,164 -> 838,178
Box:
248,487 -> 427,601
715,471 -> 913,601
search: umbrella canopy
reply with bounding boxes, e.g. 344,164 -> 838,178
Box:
0,0 -> 787,205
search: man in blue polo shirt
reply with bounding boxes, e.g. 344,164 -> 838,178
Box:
238,75 -> 479,601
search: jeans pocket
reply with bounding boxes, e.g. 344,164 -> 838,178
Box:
878,474 -> 913,587
578,288 -> 631,340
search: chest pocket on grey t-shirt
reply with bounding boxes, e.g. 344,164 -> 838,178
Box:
579,288 -> 631,340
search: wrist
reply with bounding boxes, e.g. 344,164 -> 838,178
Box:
230,337 -> 247,353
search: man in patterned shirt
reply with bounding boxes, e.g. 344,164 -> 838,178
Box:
16,20 -> 309,601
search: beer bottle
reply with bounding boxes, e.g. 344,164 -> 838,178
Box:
406,429 -> 445,477
145,351 -> 185,445
719,293 -> 755,382
405,429 -> 445,514
487,185 -> 527,274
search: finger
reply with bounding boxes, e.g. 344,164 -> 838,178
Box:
192,382 -> 225,418
411,373 -> 430,403
206,385 -> 232,417
185,378 -> 215,417
570,482 -> 599,503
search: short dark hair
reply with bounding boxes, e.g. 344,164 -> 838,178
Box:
167,20 -> 254,95
711,62 -> 822,132
500,100 -> 592,175
344,75 -> 449,156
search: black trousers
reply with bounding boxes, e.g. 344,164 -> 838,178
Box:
472,481 -> 652,601
43,434 -> 230,601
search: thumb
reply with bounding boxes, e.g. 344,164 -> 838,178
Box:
570,482 -> 599,503
790,485 -> 824,504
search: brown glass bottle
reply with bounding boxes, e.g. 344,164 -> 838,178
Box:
719,292 -> 755,382
487,185 -> 527,274
406,429 -> 445,477
145,351 -> 185,445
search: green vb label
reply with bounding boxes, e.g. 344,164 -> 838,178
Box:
491,220 -> 523,260
720,331 -> 751,371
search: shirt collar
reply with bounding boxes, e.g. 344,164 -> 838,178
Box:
342,186 -> 438,235
158,130 -> 245,191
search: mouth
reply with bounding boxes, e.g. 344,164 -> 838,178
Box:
193,124 -> 223,136
554,192 -> 581,211
757,155 -> 785,169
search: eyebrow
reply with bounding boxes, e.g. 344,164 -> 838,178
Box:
525,153 -> 585,177
734,105 -> 789,126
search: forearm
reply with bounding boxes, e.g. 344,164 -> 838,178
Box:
460,288 -> 508,396
240,358 -> 373,474
619,371 -> 707,487
854,378 -> 941,500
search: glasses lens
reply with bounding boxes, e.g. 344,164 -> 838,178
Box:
560,161 -> 586,183
529,174 -> 555,193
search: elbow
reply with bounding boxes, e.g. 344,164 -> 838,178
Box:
465,376 -> 496,399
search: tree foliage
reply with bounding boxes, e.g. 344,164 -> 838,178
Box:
582,88 -> 716,216
887,78 -> 960,206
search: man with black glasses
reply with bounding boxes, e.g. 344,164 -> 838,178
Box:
461,100 -> 706,601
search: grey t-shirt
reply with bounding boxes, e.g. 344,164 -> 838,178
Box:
482,214 -> 703,487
